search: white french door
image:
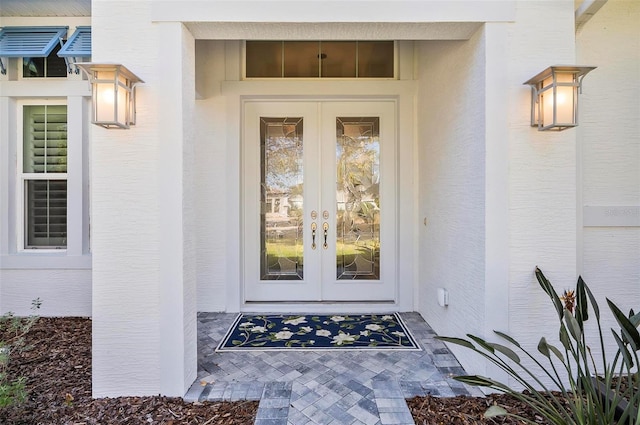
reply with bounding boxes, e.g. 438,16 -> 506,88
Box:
243,101 -> 396,302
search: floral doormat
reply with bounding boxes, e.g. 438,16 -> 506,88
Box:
216,313 -> 421,351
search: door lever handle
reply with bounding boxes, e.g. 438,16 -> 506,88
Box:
311,222 -> 317,250
323,222 -> 329,249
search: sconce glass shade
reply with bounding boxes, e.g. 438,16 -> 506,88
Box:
524,66 -> 595,131
75,63 -> 143,129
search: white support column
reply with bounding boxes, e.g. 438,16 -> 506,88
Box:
483,22 -> 510,383
157,21 -> 198,396
92,1 -> 196,397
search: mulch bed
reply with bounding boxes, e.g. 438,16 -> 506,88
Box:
408,393 -> 549,424
0,317 -> 258,425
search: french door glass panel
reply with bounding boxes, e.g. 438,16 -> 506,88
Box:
336,117 -> 380,280
260,117 -> 304,280
244,101 -> 395,302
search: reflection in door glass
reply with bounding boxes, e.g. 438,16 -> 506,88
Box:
260,117 -> 304,280
336,117 -> 380,280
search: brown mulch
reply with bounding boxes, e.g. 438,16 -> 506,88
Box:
0,317 -> 258,425
408,393 -> 549,424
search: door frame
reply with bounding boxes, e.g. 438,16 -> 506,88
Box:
222,81 -> 417,313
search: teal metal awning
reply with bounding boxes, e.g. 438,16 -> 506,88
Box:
0,26 -> 68,74
0,26 -> 67,57
58,26 -> 91,58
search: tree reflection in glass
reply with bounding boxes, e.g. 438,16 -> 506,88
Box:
336,117 -> 381,280
260,117 -> 304,280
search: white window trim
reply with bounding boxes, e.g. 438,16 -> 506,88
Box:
17,99 -> 68,252
1,95 -> 89,269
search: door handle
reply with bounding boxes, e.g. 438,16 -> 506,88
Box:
323,222 -> 329,249
311,222 -> 317,250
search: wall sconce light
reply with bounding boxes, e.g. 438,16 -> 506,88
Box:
524,65 -> 596,131
76,63 -> 144,129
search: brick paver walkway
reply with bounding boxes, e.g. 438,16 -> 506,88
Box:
185,312 -> 480,425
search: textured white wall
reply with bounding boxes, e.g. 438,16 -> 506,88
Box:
577,0 -> 640,355
179,25 -> 198,394
0,269 -> 91,316
418,0 -> 583,384
504,0 -> 579,368
157,21 -> 198,396
194,41 -> 229,312
416,29 -> 487,374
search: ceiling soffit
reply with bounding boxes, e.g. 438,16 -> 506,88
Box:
185,22 -> 484,41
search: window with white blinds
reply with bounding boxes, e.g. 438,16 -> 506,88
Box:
22,105 -> 68,248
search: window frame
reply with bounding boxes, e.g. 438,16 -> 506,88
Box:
17,99 -> 68,252
19,42 -> 69,79
242,40 -> 398,80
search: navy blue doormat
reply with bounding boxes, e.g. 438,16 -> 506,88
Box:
216,313 -> 421,351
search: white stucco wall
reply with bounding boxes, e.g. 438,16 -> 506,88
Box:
577,0 -> 640,356
194,40 -> 230,312
418,0 -> 586,384
504,1 -> 579,372
0,269 -> 91,316
416,29 -> 488,374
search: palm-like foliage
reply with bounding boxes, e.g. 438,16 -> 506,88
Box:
437,267 -> 639,425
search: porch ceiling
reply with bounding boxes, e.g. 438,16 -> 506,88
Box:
0,0 -> 90,17
185,22 -> 483,40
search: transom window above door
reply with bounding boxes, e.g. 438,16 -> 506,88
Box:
245,41 -> 394,78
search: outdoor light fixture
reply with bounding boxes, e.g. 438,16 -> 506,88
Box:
524,65 -> 596,131
76,63 -> 144,129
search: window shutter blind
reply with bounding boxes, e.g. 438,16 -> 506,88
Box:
24,105 -> 67,173
26,180 -> 67,247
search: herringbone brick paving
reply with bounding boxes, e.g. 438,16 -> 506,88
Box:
185,312 -> 480,425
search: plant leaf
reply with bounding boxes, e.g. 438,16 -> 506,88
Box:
435,336 -> 475,350
612,330 -> 634,369
582,277 -> 600,321
489,343 -> 521,363
559,325 -> 571,350
453,375 -> 499,388
547,343 -> 565,363
535,267 -> 564,320
608,298 -> 640,350
493,330 -> 522,348
468,335 -> 495,353
564,309 -> 582,341
537,337 -> 550,358
629,310 -> 640,328
484,405 -> 508,418
575,276 -> 589,326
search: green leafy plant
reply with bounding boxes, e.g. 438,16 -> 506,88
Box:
437,268 -> 639,425
0,298 -> 42,408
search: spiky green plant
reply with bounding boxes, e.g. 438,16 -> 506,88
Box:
0,298 -> 41,407
437,268 -> 639,425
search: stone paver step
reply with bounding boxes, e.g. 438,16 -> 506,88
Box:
187,312 -> 482,425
